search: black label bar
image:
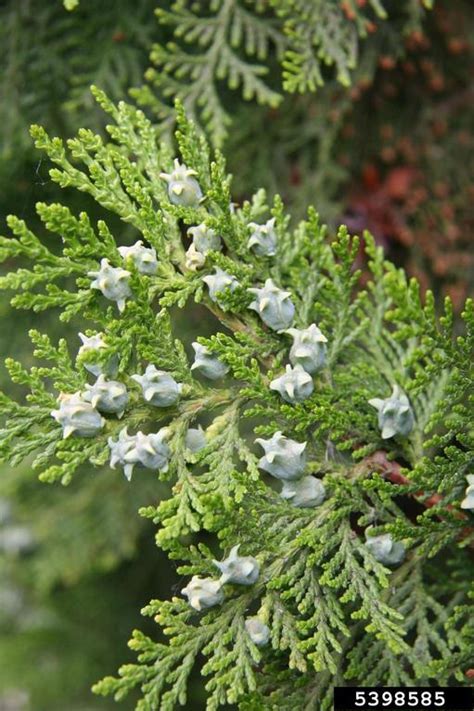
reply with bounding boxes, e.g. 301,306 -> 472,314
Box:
334,687 -> 473,711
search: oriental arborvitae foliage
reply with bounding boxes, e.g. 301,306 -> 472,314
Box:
133,0 -> 433,145
0,91 -> 472,710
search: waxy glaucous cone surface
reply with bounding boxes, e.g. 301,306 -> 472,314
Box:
160,159 -> 203,207
51,392 -> 104,438
191,342 -> 229,380
214,545 -> 260,585
83,375 -> 128,416
202,267 -> 240,306
248,278 -> 295,331
286,324 -> 328,374
270,364 -> 314,403
88,258 -> 132,313
181,577 -> 224,611
132,365 -> 182,407
365,532 -> 406,566
369,385 -> 414,439
118,241 -> 158,275
256,431 -> 307,480
281,475 -> 326,508
247,218 -> 277,257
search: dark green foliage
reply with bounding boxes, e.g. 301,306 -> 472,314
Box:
0,0 -> 158,248
132,0 -> 433,146
0,0 -> 155,165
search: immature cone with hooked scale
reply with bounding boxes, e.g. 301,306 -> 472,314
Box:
118,240 -> 158,275
368,385 -> 414,439
247,217 -> 277,256
160,159 -> 203,207
270,364 -> 314,403
191,342 -> 229,380
202,267 -> 240,306
280,475 -> 326,508
214,545 -> 260,585
460,475 -> 474,510
181,576 -> 224,611
88,258 -> 132,313
132,365 -> 182,407
185,426 -> 207,453
286,324 -> 328,373
188,223 -> 222,254
83,375 -> 128,416
248,279 -> 295,331
245,617 -> 270,646
77,332 -> 118,377
108,427 -> 138,481
365,530 -> 406,566
51,392 -> 104,438
256,431 -> 307,480
129,430 -> 171,473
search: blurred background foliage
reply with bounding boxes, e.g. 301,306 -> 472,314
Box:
0,0 -> 472,709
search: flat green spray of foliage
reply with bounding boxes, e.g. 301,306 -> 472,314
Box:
0,92 -> 472,709
132,0 -> 434,145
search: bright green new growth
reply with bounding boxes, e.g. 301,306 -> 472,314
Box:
0,90 -> 472,709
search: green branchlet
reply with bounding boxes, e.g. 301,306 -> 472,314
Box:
0,91 -> 472,709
